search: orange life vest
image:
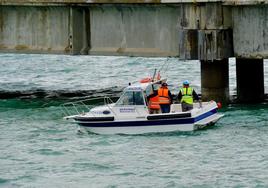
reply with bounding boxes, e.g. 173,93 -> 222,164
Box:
158,88 -> 170,104
148,95 -> 160,110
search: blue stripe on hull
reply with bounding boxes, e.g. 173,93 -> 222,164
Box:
78,108 -> 217,128
194,109 -> 217,122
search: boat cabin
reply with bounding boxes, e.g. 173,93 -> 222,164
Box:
115,86 -> 146,106
112,82 -> 163,117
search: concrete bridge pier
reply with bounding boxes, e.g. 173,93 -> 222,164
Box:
70,7 -> 90,55
178,3 -> 232,104
201,59 -> 229,103
236,58 -> 264,103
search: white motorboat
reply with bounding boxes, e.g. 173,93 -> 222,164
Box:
62,78 -> 224,135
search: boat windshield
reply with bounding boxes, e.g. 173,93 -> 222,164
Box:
145,83 -> 160,96
116,90 -> 145,106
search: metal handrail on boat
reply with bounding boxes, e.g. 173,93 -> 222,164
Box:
61,96 -> 115,118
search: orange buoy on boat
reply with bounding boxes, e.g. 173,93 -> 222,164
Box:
140,77 -> 152,83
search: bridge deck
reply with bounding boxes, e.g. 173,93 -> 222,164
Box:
1,0 -> 268,5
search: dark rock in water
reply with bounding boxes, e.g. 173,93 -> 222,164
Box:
0,86 -> 124,100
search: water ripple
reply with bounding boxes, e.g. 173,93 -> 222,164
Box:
0,54 -> 268,187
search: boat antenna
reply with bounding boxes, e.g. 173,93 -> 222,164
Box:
162,57 -> 171,75
159,58 -> 167,71
152,68 -> 157,81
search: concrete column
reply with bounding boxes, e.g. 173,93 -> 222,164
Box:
70,7 -> 84,55
81,8 -> 91,55
236,58 -> 264,103
201,59 -> 229,103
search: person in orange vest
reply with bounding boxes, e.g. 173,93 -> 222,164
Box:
158,82 -> 172,113
147,91 -> 160,114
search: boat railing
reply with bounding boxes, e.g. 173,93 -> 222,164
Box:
61,96 -> 114,118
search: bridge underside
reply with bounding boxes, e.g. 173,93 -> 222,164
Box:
0,2 -> 267,103
0,5 -> 180,56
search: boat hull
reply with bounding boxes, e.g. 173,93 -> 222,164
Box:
76,108 -> 223,135
80,123 -> 195,134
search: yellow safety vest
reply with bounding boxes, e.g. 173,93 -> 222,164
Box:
181,87 -> 193,104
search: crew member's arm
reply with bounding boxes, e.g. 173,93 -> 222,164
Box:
192,89 -> 199,101
177,90 -> 182,102
168,91 -> 173,104
193,89 -> 202,107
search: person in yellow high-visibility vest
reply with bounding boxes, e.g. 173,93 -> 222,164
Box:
177,80 -> 199,112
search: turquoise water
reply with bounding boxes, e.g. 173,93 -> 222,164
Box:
0,54 -> 268,187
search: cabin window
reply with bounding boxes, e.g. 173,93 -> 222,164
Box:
116,91 -> 145,106
145,84 -> 160,96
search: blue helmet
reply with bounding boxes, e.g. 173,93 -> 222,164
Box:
183,80 -> 190,85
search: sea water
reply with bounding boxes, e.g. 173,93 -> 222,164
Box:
0,54 -> 267,187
